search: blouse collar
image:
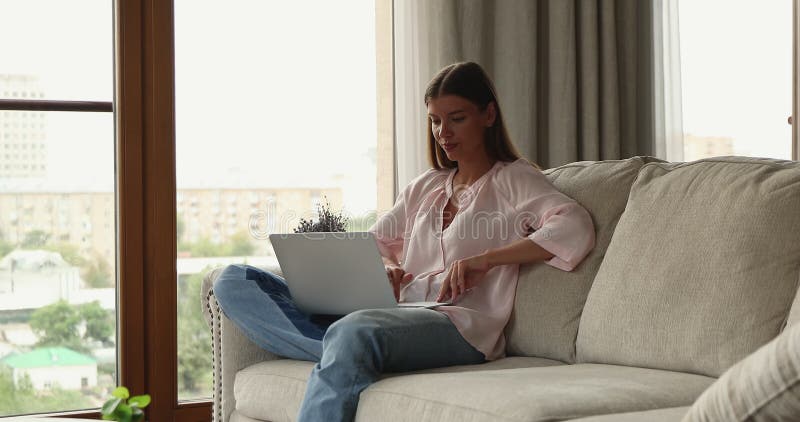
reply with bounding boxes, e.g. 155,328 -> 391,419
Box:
444,160 -> 504,199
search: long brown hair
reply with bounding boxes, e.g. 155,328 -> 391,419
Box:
424,62 -> 532,169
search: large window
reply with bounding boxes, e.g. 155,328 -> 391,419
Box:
0,0 -> 393,418
174,0 -> 392,401
0,0 -> 116,415
679,0 -> 793,160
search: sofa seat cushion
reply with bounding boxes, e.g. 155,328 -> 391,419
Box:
577,157 -> 800,377
229,410 -> 261,422
567,406 -> 689,421
355,364 -> 713,422
233,356 -> 564,422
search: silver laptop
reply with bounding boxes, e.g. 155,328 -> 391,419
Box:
268,232 -> 451,315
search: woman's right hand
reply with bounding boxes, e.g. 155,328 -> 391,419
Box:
385,265 -> 413,301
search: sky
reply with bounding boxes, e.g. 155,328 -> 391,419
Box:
0,0 -> 379,214
0,0 -> 115,192
0,0 -> 794,213
173,0 -> 379,215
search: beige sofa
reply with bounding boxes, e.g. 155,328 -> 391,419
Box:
202,156 -> 800,422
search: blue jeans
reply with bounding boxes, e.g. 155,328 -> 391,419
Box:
213,264 -> 486,422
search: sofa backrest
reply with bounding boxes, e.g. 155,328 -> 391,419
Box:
505,156 -> 663,363
576,157 -> 800,377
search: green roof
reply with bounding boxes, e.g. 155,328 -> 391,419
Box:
1,347 -> 96,368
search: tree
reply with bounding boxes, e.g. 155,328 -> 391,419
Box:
177,271 -> 212,395
187,237 -> 219,257
176,214 -> 186,243
29,300 -> 114,352
227,231 -> 255,256
182,232 -> 255,258
21,230 -> 48,249
29,301 -> 82,351
0,239 -> 12,260
79,301 -> 114,344
82,255 -> 113,288
43,242 -> 86,267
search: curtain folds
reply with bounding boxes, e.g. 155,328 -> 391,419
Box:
394,0 -> 662,187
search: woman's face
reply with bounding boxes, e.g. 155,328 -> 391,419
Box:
427,95 -> 495,163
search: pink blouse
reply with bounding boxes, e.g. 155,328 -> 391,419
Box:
369,159 -> 595,360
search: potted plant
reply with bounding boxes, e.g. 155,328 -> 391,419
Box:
101,386 -> 151,422
293,197 -> 349,233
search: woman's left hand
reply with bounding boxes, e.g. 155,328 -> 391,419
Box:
436,253 -> 491,302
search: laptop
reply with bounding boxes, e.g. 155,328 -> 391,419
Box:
268,232 -> 451,315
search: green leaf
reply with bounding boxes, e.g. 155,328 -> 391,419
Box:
115,403 -> 133,422
131,407 -> 144,422
101,397 -> 122,416
101,415 -> 115,421
112,386 -> 131,399
129,394 -> 151,408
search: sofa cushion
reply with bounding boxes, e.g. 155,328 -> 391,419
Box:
682,317 -> 800,421
355,364 -> 713,422
229,410 -> 261,422
568,406 -> 689,421
234,356 -> 564,422
506,157 -> 663,362
577,157 -> 800,377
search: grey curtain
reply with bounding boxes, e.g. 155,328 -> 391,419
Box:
400,0 -> 655,169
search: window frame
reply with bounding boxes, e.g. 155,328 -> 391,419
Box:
118,0 -> 395,419
0,0 -> 392,418
0,20 -> 117,422
7,0 -> 185,419
0,100 -> 112,112
115,0 -> 183,419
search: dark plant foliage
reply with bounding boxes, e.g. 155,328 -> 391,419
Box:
293,198 -> 349,233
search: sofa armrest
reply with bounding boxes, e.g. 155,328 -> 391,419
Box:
202,265 -> 284,422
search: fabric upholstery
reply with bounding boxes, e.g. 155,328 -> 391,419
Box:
568,407 -> 689,421
355,364 -> 713,422
229,410 -> 261,422
786,274 -> 800,328
506,156 -> 663,362
234,357 -> 564,422
203,266 -> 284,422
208,157 -> 800,422
577,157 -> 800,377
682,320 -> 800,421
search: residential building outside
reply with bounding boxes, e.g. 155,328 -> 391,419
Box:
0,250 -> 82,310
683,134 -> 735,162
0,187 -> 343,276
0,75 -> 47,179
1,347 -> 97,390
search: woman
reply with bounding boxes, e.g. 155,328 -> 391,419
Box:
213,61 -> 595,422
